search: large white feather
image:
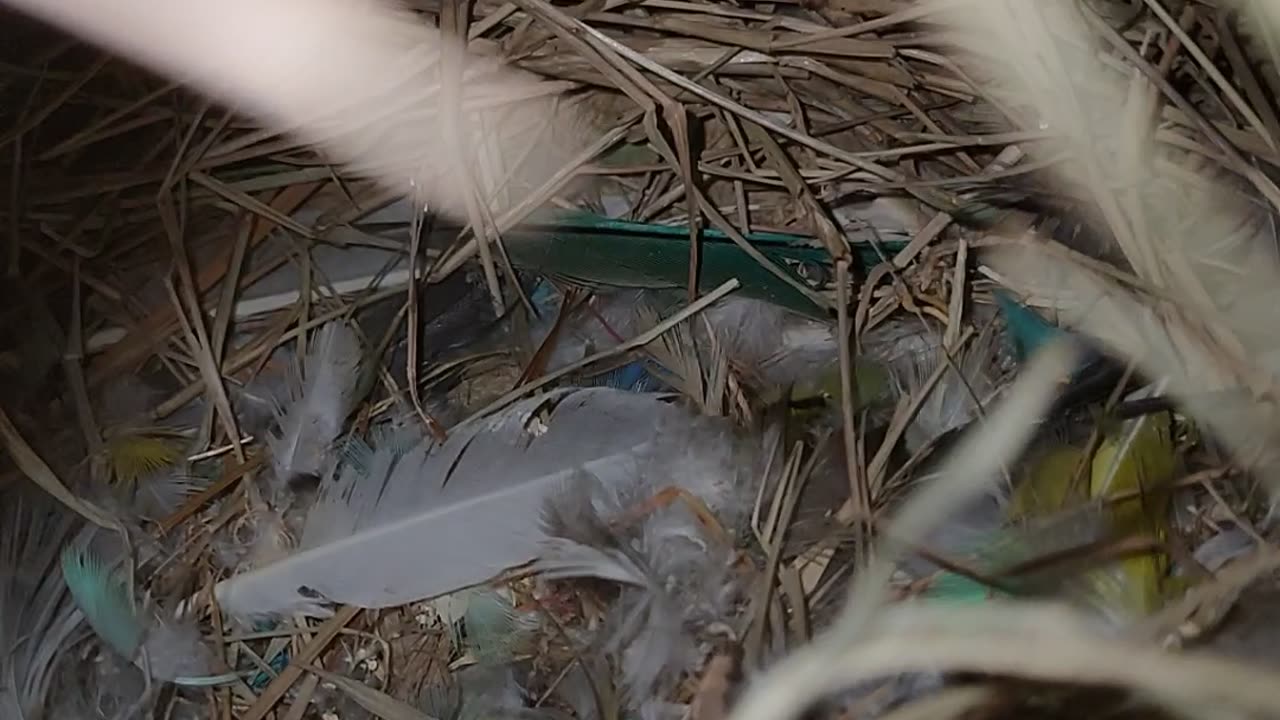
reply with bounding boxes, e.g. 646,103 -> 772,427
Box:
1,0 -> 588,223
268,320 -> 363,488
215,387 -> 691,619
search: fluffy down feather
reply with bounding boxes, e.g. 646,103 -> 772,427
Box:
699,296 -> 838,387
268,320 -> 363,490
533,413 -> 762,715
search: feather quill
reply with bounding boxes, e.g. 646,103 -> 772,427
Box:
215,387 -> 693,619
268,320 -> 363,489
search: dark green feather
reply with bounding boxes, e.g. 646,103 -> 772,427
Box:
504,211 -> 909,319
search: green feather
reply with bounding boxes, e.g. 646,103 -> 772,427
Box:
504,212 -> 909,319
59,545 -> 144,661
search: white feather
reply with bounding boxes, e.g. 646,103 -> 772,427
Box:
268,320 -> 363,488
215,387 -> 693,619
3,0 -> 588,226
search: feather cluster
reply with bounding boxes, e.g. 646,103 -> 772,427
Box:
532,412 -> 766,718
60,542 -> 225,685
0,491 -> 227,719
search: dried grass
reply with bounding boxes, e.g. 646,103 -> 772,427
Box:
4,0 -> 1280,717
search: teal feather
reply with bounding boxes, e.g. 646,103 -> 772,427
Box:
454,589 -> 528,664
504,211 -> 910,319
921,505 -> 1111,605
60,544 -> 246,687
993,289 -> 1117,397
60,545 -> 144,662
993,289 -> 1063,362
921,571 -> 1002,604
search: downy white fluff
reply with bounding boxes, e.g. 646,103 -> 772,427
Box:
698,296 -> 839,388
267,320 -> 363,490
532,413 -> 765,718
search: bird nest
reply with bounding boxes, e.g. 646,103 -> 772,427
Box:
3,1 -> 1280,719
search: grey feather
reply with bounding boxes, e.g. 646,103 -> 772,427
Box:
0,494 -> 83,720
420,664 -> 532,720
268,320 -> 363,489
130,469 -> 211,521
700,296 -> 838,387
214,387 -> 691,619
869,316 -> 1005,453
531,413 -> 759,712
1190,525 -> 1257,574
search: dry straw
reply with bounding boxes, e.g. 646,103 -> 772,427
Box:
730,1 -> 1280,718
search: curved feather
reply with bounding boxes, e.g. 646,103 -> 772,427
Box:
268,320 -> 363,489
60,546 -> 143,662
215,387 -> 694,619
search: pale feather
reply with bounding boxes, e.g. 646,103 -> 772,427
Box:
268,320 -> 363,488
216,387 -> 693,619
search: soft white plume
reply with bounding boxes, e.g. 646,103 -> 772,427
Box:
2,0 -> 591,222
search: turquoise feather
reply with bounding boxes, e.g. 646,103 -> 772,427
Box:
993,289 -> 1064,362
993,289 -> 1114,394
457,590 -> 527,664
60,545 -> 144,662
60,544 -> 246,687
504,211 -> 910,319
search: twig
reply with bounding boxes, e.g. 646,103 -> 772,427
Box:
468,278 -> 740,420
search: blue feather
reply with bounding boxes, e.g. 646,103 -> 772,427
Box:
600,361 -> 660,393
